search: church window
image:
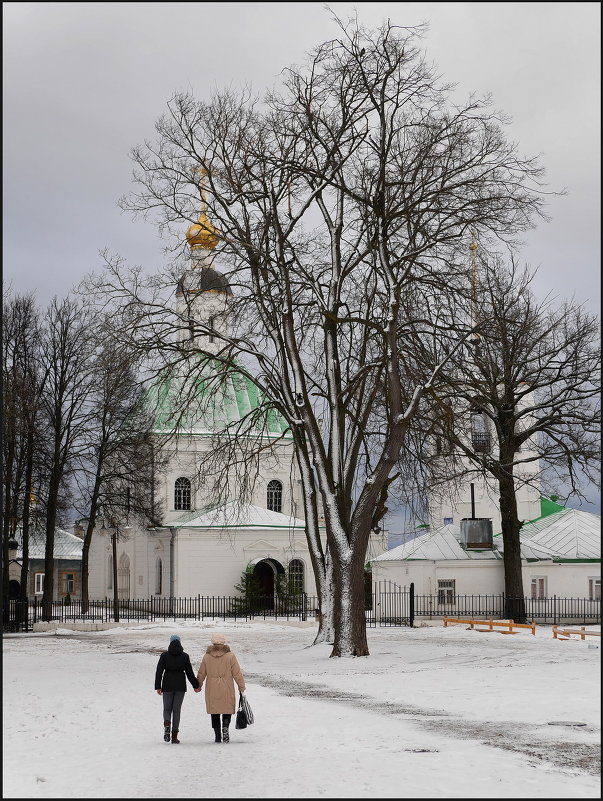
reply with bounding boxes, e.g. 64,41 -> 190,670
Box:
588,577 -> 600,601
288,559 -> 304,594
267,480 -> 283,513
34,573 -> 44,595
174,477 -> 192,511
118,554 -> 131,598
107,556 -> 113,591
208,316 -> 216,344
470,408 -> 491,453
155,558 -> 163,595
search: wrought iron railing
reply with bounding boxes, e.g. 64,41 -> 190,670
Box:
3,591 -> 599,632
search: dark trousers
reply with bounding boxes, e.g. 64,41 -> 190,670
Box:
163,691 -> 185,730
211,713 -> 232,730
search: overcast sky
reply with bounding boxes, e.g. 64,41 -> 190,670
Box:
3,1 -> 601,311
3,3 -> 601,520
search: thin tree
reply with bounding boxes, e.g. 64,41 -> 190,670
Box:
39,297 -> 95,621
2,292 -> 46,608
100,19 -> 548,655
75,324 -> 161,614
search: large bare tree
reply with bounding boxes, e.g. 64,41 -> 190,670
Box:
429,256 -> 601,620
97,19 -> 548,655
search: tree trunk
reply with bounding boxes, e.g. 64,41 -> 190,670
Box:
330,545 -> 369,657
19,427 -> 35,600
498,471 -> 526,623
313,551 -> 335,644
81,477 -> 102,615
41,468 -> 61,621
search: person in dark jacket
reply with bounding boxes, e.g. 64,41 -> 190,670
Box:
155,634 -> 200,744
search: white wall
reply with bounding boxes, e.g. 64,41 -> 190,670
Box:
371,558 -> 600,601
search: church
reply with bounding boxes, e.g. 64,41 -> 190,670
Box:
86,196 -> 387,603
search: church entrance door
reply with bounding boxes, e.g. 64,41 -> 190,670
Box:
252,559 -> 285,611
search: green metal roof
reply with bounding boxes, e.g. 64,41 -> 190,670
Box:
147,356 -> 291,439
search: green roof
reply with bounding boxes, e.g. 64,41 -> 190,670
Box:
538,496 -> 566,520
147,356 -> 291,439
494,496 -> 567,538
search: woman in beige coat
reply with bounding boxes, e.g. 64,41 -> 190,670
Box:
197,632 -> 246,743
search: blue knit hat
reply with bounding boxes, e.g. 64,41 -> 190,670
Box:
170,634 -> 181,642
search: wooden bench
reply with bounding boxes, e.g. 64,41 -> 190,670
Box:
552,625 -> 601,641
443,617 -> 536,635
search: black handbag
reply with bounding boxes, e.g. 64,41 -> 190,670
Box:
235,692 -> 253,729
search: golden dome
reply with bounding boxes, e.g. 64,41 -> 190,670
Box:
186,211 -> 219,250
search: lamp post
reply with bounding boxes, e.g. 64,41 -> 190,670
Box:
102,520 -> 119,623
169,527 -> 177,616
111,525 -> 119,623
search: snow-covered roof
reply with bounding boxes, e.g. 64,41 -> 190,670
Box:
171,502 -> 311,530
372,522 -> 567,563
13,528 -> 83,561
507,508 -> 601,560
372,524 -> 503,562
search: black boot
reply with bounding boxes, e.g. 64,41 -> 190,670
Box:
171,729 -> 180,744
164,721 -> 171,743
222,725 -> 229,743
213,727 -> 221,743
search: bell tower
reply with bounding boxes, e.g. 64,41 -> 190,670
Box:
176,167 -> 232,352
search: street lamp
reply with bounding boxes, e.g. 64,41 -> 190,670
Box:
101,520 -> 119,623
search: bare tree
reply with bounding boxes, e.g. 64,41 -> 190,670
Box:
39,296 -> 95,620
430,256 -> 601,620
2,292 -> 46,606
98,19 -> 549,655
75,322 -> 162,614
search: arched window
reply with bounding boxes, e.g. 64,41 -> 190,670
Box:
470,408 -> 491,454
267,480 -> 283,513
288,559 -> 304,594
107,555 -> 113,590
174,477 -> 191,510
118,554 -> 130,599
155,558 -> 163,595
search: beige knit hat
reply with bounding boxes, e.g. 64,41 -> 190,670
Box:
211,633 -> 227,645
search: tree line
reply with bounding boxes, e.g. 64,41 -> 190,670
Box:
1,292 -> 160,619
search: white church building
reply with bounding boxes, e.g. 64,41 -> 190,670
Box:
86,199 -> 386,603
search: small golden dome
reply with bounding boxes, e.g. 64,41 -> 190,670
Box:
186,212 -> 219,250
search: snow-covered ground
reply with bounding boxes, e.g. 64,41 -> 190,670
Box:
3,619 -> 600,799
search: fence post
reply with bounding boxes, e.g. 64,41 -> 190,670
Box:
553,595 -> 557,626
409,582 -> 415,628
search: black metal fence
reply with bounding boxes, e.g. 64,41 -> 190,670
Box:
2,593 -> 319,632
3,591 -> 600,633
409,593 -> 600,625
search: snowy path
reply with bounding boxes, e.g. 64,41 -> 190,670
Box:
2,621 -> 600,798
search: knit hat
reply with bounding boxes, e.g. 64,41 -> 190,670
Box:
170,634 -> 181,642
211,633 -> 227,645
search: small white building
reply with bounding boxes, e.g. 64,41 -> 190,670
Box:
12,527 -> 84,601
371,505 -> 601,606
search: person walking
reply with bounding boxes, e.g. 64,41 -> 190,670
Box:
197,632 -> 246,743
155,634 -> 200,744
